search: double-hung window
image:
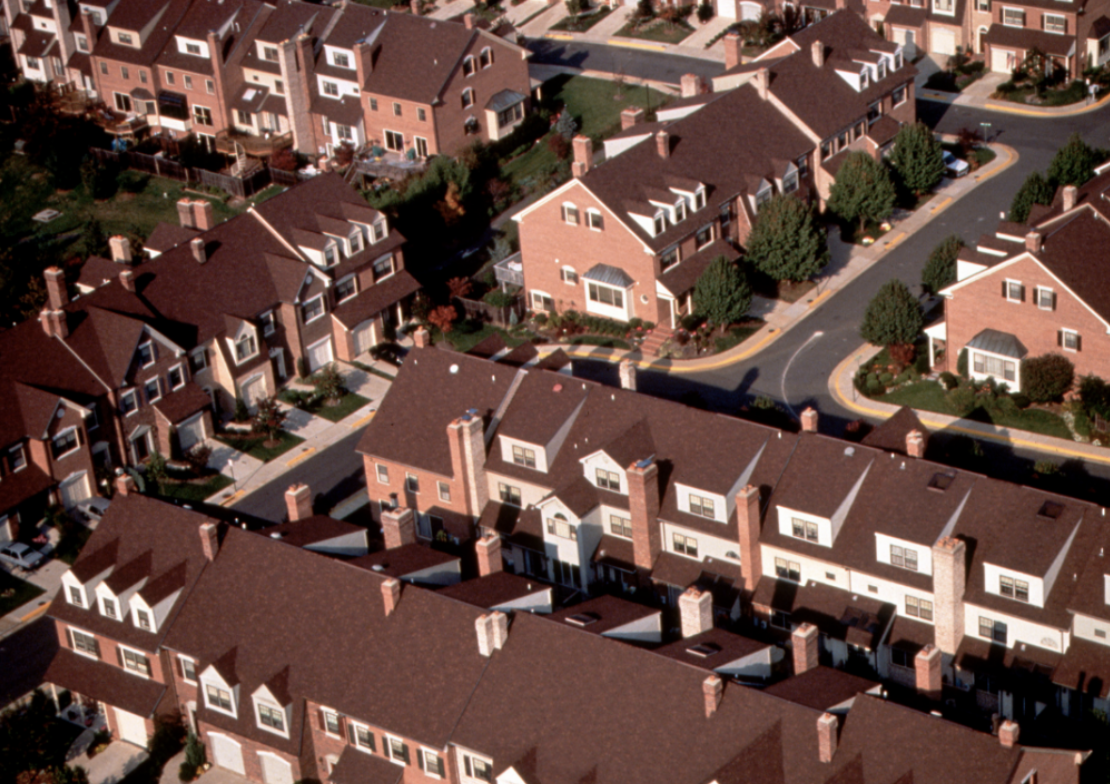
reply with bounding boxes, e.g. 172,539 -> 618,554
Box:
122,648 -> 151,677
905,596 -> 933,620
465,756 -> 493,782
1000,575 -> 1030,602
498,483 -> 521,505
348,723 -> 376,751
890,544 -> 918,571
775,557 -> 801,581
979,616 -> 1007,643
673,533 -> 698,557
420,750 -> 445,777
52,429 -> 80,459
71,629 -> 99,658
323,710 -> 341,735
259,704 -> 285,732
301,296 -> 325,324
336,277 -> 357,302
144,378 -> 161,404
688,494 -> 714,519
512,445 -> 536,468
595,469 -> 620,491
168,366 -> 185,391
387,737 -> 410,765
206,684 -> 233,712
377,464 -> 389,484
136,609 -> 152,630
791,518 -> 818,542
8,444 -> 26,470
561,204 -> 579,224
236,334 -> 257,362
372,255 -> 394,281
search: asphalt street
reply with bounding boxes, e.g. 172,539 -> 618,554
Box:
527,39 -> 726,83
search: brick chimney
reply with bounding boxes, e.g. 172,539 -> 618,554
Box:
1025,231 -> 1042,254
120,269 -> 135,292
354,41 -> 374,83
655,130 -> 670,160
191,238 -> 207,264
736,485 -> 761,592
811,39 -> 824,68
285,483 -> 313,522
463,12 -> 475,28
279,35 -> 316,155
206,30 -> 226,134
620,107 -> 644,130
792,622 -> 819,675
39,309 -> 54,339
476,534 -> 502,577
571,134 -> 593,178
413,327 -> 431,348
44,267 -> 67,310
680,73 -> 703,98
932,536 -> 967,656
199,522 -> 219,562
817,713 -> 838,763
193,200 -> 214,231
679,587 -> 713,638
382,577 -> 401,616
115,474 -> 137,496
906,429 -> 925,458
752,67 -> 769,101
48,310 -> 69,339
703,674 -> 723,718
627,457 -> 661,574
476,612 -> 508,655
1063,184 -> 1077,212
801,407 -> 818,433
723,31 -> 742,70
490,610 -> 508,649
915,644 -> 942,700
109,235 -> 132,264
177,198 -> 195,229
381,506 -> 416,549
447,410 -> 488,516
618,359 -> 637,391
999,720 -> 1020,748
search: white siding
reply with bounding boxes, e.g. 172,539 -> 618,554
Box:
776,506 -> 833,548
1072,612 -> 1110,647
581,452 -> 627,495
498,435 -> 549,474
982,562 -> 1045,608
963,602 -> 1067,653
674,483 -> 727,524
874,533 -> 934,576
660,522 -> 740,563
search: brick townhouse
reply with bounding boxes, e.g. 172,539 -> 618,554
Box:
0,173 -> 416,526
358,344 -> 1110,726
931,168 -> 1110,390
38,488 -> 1087,784
513,12 -> 915,328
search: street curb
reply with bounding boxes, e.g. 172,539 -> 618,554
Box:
921,86 -> 1110,117
828,343 -> 1110,466
605,38 -> 667,51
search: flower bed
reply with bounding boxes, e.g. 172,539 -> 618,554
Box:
529,311 -> 653,347
659,317 -> 763,359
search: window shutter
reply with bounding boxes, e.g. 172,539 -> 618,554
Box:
116,646 -> 124,667
1001,281 -> 1007,298
347,724 -> 356,745
401,744 -> 410,764
1019,284 -> 1026,302
67,628 -> 75,650
1076,334 -> 1082,352
435,756 -> 445,777
465,758 -> 474,778
1051,292 -> 1057,310
1057,330 -> 1063,347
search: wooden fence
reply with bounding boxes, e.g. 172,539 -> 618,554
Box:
88,147 -> 275,198
456,295 -> 525,327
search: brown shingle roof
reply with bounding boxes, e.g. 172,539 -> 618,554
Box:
762,666 -> 878,710
348,542 -> 459,579
44,648 -> 167,717
437,571 -> 551,610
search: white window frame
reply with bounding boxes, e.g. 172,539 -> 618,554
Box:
561,267 -> 578,285
101,594 -> 119,620
119,644 -> 152,678
587,209 -> 603,231
8,444 -> 26,471
561,203 -> 579,225
144,377 -> 162,404
68,585 -> 84,607
336,274 -> 358,303
52,427 -> 80,459
255,699 -> 289,738
137,340 -> 156,368
420,749 -> 445,778
1002,6 -> 1024,26
302,294 -> 326,324
1004,279 -> 1023,302
179,655 -> 197,684
190,348 -> 208,373
438,481 -> 451,502
1062,328 -> 1080,352
320,707 -> 341,736
385,735 -> 410,766
120,389 -> 139,416
348,720 -> 376,753
204,681 -> 237,718
235,332 -> 259,364
376,464 -> 389,484
462,55 -> 476,76
70,627 -> 100,660
260,310 -> 276,336
167,363 -> 186,391
1043,12 -> 1064,32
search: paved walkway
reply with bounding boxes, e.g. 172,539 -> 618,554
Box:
69,739 -> 149,784
538,6 -> 729,62
206,365 -> 393,507
539,140 -> 1018,374
827,343 -> 1110,468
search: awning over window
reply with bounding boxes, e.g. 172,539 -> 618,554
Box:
966,328 -> 1027,359
582,263 -> 634,289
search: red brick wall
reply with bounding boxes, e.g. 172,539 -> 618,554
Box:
55,618 -> 167,682
91,57 -> 155,114
519,181 -> 668,324
431,36 -> 531,156
945,255 -> 1110,381
158,65 -> 227,137
198,720 -> 305,784
362,455 -> 475,541
362,94 -> 438,156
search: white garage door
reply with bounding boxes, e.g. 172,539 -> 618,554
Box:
59,472 -> 92,510
114,708 -> 148,748
353,321 -> 377,356
991,47 -> 1014,73
240,374 -> 267,409
716,0 -> 735,19
931,28 -> 956,56
259,753 -> 294,784
306,337 -> 334,373
177,413 -> 207,452
209,733 -> 245,775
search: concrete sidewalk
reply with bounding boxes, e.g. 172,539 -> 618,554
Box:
539,8 -> 729,62
541,140 -> 1019,374
827,342 -> 1110,468
206,366 -> 393,508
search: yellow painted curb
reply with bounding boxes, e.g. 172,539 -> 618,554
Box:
545,33 -> 573,40
807,290 -> 832,309
351,410 -> 377,429
930,196 -> 952,214
220,490 -> 245,507
19,601 -> 51,623
286,447 -> 317,467
919,91 -> 955,103
974,146 -> 1015,183
606,38 -> 667,51
830,351 -> 1110,466
883,232 -> 906,250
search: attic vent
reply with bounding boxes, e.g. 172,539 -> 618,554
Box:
844,447 -> 855,457
1038,501 -> 1064,520
687,643 -> 721,658
928,473 -> 955,493
566,613 -> 599,627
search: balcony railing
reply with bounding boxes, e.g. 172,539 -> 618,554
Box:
215,128 -> 294,157
494,252 -> 524,288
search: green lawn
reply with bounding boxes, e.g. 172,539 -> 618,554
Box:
877,380 -> 1073,439
156,474 -> 234,503
546,74 -> 672,139
434,320 -> 530,354
0,570 -> 46,616
996,80 -> 1087,107
714,320 -> 763,353
216,430 -> 305,462
615,19 -> 695,44
285,391 -> 372,423
551,7 -> 612,31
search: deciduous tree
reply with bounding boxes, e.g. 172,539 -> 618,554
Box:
827,152 -> 896,233
921,234 -> 964,295
745,194 -> 828,282
860,279 -> 923,351
694,255 -> 751,327
889,122 -> 946,195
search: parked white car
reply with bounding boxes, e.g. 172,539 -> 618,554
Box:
76,497 -> 111,525
942,150 -> 970,178
0,542 -> 45,570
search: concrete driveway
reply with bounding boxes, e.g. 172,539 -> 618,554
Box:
70,739 -> 149,784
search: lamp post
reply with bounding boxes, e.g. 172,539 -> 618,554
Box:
227,458 -> 237,491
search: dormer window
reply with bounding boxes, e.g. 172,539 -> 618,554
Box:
349,231 -> 363,254
547,513 -> 577,541
877,59 -> 887,79
653,212 -> 666,235
1000,575 -> 1030,602
136,608 -> 152,630
895,51 -> 903,69
118,32 -> 133,45
336,276 -> 357,302
9,444 -> 26,471
144,378 -> 161,404
70,628 -> 100,659
890,544 -> 918,571
137,341 -> 155,368
263,45 -> 278,61
69,587 -> 83,606
562,203 -> 579,225
596,468 -> 620,491
755,182 -> 773,210
372,255 -> 394,281
206,684 -> 233,713
334,52 -> 350,68
783,169 -> 799,194
186,42 -> 201,55
694,187 -> 706,210
512,445 -> 536,468
674,200 -> 687,223
236,333 -> 258,362
52,428 -> 80,460
258,704 -> 285,732
660,246 -> 679,272
688,494 -> 715,518
324,245 -> 337,266
860,68 -> 869,89
102,598 -> 117,619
